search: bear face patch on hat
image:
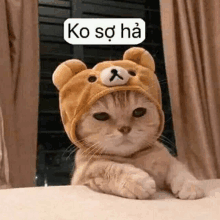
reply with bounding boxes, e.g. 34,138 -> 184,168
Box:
100,66 -> 131,86
52,47 -> 164,148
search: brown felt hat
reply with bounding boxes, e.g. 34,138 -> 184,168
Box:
52,47 -> 164,148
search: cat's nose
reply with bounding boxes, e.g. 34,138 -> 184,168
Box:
118,126 -> 131,134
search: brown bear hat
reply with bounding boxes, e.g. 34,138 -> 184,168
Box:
52,47 -> 164,148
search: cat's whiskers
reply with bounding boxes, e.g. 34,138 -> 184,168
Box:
81,141 -> 101,158
105,133 -> 116,138
159,135 -> 176,149
165,116 -> 172,123
62,143 -> 75,157
100,145 -> 106,155
160,134 -> 174,144
64,138 -> 91,160
86,143 -> 103,165
138,135 -> 157,148
158,79 -> 167,83
66,147 -> 78,160
143,141 -> 154,148
74,138 -> 94,151
82,142 -> 103,164
74,138 -> 89,146
63,138 -> 96,160
80,144 -> 97,158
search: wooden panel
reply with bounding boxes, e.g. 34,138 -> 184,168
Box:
38,114 -> 64,131
40,59 -> 61,74
39,96 -> 59,112
82,13 -> 104,19
39,23 -> 63,37
40,58 -> 71,74
82,0 -> 145,10
113,0 -> 146,4
83,46 -> 127,61
40,79 -> 57,94
83,45 -> 137,68
40,42 -> 71,55
39,6 -> 70,18
146,1 -> 160,9
81,3 -> 145,18
37,0 -> 175,187
150,11 -> 161,26
40,35 -> 65,43
39,16 -> 66,25
38,133 -> 71,150
39,0 -> 70,7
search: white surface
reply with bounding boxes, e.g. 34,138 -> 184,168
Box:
0,179 -> 220,220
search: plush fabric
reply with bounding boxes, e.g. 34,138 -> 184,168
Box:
0,0 -> 39,188
52,47 -> 164,148
160,0 -> 220,180
0,179 -> 219,220
0,106 -> 10,188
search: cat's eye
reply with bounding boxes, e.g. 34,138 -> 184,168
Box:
93,112 -> 110,121
132,108 -> 147,118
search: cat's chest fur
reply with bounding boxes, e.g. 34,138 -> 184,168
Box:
131,143 -> 171,189
75,141 -> 171,189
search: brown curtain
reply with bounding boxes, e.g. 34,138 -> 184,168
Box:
0,0 -> 39,187
160,0 -> 220,179
0,106 -> 10,188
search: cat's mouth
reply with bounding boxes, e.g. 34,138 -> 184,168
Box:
117,136 -> 133,145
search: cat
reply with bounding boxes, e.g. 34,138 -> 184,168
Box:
71,90 -> 205,200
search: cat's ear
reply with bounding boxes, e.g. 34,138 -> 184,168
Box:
52,59 -> 87,90
123,47 -> 155,72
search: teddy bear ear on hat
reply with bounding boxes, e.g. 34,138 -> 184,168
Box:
52,59 -> 87,90
123,47 -> 155,72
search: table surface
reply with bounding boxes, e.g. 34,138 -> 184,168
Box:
0,179 -> 220,220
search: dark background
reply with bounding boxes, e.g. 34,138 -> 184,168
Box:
36,0 -> 176,186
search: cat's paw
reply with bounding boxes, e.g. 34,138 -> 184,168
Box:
118,167 -> 156,200
171,178 -> 205,200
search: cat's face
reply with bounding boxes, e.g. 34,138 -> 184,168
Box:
75,91 -> 160,157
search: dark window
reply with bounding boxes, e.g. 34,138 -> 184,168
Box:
37,0 -> 176,187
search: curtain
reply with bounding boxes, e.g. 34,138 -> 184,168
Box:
0,0 -> 39,187
0,106 -> 10,189
160,0 -> 220,179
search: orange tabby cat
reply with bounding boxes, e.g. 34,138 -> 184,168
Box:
72,91 -> 205,200
52,47 -> 205,200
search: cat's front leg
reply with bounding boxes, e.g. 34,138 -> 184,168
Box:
73,160 -> 156,199
108,163 -> 156,199
166,158 -> 205,199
